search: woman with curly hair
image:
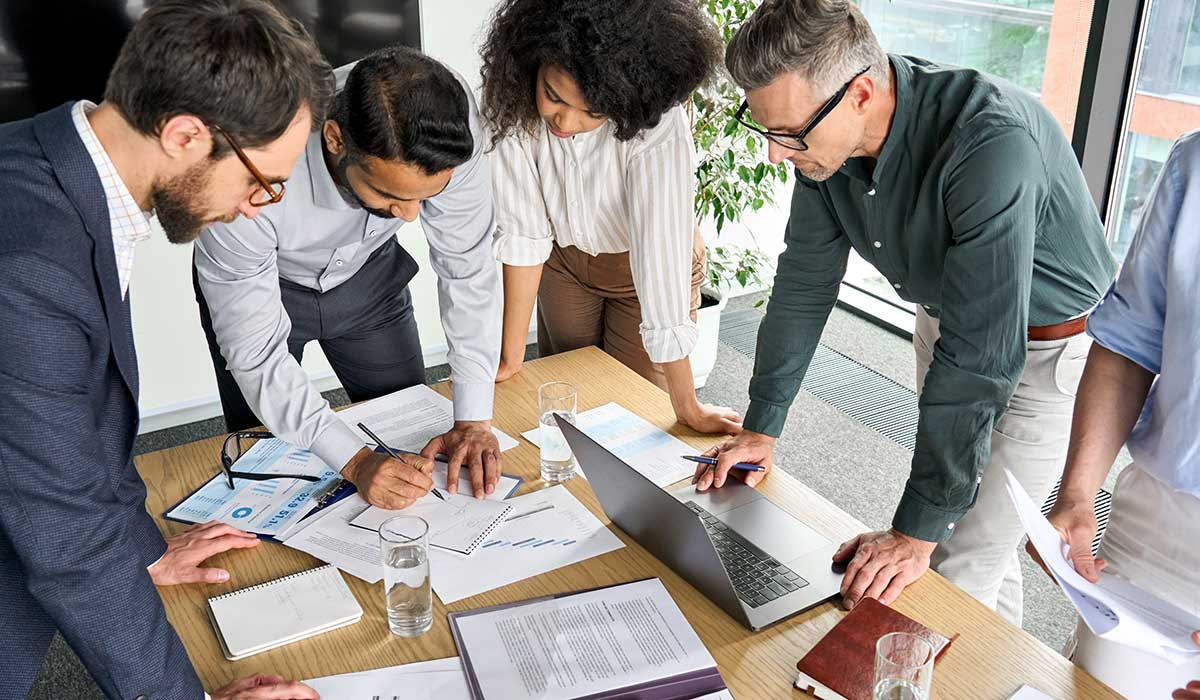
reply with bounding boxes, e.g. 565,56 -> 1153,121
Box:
481,0 -> 742,436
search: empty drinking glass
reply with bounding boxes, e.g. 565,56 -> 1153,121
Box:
380,515 -> 432,637
873,632 -> 934,700
538,381 -> 577,482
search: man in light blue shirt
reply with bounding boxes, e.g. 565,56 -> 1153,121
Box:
1038,131 -> 1200,698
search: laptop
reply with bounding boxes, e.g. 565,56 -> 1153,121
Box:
556,416 -> 842,631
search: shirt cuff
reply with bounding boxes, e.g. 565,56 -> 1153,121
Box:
451,380 -> 495,423
890,487 -> 969,544
640,321 -> 699,364
493,231 -> 553,267
743,400 -> 790,438
312,419 -> 367,474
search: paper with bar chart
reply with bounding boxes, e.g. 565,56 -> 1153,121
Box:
428,485 -> 624,604
165,438 -> 341,537
304,657 -> 470,699
521,402 -> 698,487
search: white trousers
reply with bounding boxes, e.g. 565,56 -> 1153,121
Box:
914,308 -> 1091,626
1069,464 -> 1200,700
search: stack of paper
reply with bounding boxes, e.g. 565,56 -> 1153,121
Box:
1006,469 -> 1200,663
281,465 -> 521,583
521,402 -> 699,487
305,657 -> 470,699
336,384 -> 518,453
429,485 -> 625,604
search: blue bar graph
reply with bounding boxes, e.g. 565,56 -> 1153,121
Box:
480,537 -> 578,550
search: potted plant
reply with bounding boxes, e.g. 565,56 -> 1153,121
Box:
689,0 -> 789,387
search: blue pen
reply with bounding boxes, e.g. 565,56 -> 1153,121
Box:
682,455 -> 766,472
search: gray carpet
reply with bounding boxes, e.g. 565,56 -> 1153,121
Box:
29,298 -> 1088,698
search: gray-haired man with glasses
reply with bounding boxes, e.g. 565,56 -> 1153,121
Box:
694,0 -> 1116,626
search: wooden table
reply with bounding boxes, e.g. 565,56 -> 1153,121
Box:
138,347 -> 1121,699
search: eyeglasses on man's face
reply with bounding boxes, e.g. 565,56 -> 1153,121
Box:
211,125 -> 286,207
734,66 -> 872,152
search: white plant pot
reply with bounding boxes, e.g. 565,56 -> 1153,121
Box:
692,285 -> 728,389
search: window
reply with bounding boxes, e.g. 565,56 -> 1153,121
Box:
1108,0 -> 1200,258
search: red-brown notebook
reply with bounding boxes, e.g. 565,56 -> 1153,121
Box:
795,598 -> 955,700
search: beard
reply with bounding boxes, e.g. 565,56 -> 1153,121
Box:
334,155 -> 394,219
151,161 -> 220,244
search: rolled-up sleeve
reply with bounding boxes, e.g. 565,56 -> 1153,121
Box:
420,88 -> 500,421
625,111 -> 699,364
492,134 -> 555,266
1086,138 -> 1191,375
894,127 -> 1042,542
195,214 -> 363,472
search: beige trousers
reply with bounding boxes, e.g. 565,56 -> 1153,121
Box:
915,308 -> 1091,626
1069,464 -> 1200,700
536,231 -> 705,391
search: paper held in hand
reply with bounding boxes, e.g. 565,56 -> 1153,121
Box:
1006,469 -> 1200,663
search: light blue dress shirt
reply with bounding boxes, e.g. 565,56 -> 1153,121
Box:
1087,129 -> 1200,495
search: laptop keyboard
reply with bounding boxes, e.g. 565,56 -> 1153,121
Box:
685,501 -> 809,608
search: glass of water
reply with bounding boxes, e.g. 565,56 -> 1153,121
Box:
538,381 -> 577,483
873,632 -> 934,700
380,515 -> 432,637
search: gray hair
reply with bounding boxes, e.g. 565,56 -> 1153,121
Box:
726,0 -> 889,99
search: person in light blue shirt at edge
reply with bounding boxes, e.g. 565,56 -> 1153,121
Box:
1034,131 -> 1200,700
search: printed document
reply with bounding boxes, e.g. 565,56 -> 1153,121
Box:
521,402 -> 697,486
454,578 -> 716,700
166,439 -> 341,537
1007,469 -> 1200,663
337,384 -> 518,453
305,657 -> 470,699
281,467 -> 521,583
429,485 -> 624,603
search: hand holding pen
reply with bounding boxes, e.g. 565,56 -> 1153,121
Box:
338,423 -> 443,509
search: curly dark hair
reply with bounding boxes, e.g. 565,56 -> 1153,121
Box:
479,0 -> 723,144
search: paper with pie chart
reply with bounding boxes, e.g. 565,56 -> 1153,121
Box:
350,492 -> 513,555
164,438 -> 342,537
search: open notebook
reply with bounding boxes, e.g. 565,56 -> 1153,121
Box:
207,564 -> 363,661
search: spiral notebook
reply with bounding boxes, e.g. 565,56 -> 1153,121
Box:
207,564 -> 363,661
350,493 -> 513,556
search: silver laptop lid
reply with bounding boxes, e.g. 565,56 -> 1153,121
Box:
555,415 -> 750,627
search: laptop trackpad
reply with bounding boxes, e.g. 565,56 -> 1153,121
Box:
719,501 -> 832,564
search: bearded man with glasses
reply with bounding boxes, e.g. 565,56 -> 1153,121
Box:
694,0 -> 1116,627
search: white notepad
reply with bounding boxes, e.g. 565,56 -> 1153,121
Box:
351,493 -> 512,556
207,564 -> 363,661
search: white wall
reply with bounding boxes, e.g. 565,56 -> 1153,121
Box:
131,0 -> 502,433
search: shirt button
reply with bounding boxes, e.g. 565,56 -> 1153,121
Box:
368,230 -> 377,237
893,283 -> 901,289
873,241 -> 882,248
947,522 -> 956,531
335,259 -> 344,267
867,188 -> 877,196
977,476 -> 983,484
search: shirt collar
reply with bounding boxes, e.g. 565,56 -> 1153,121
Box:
306,130 -> 358,211
71,100 -> 154,244
839,54 -> 912,186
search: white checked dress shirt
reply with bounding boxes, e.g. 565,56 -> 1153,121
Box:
491,105 -> 700,364
71,100 -> 152,298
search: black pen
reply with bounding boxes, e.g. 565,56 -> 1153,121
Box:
357,422 -> 446,501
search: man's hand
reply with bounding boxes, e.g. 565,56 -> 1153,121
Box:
341,446 -> 434,510
1027,492 -> 1107,583
693,430 -> 775,491
833,529 -> 936,609
422,420 -> 501,498
212,674 -> 319,700
148,522 -> 260,586
676,401 -> 744,436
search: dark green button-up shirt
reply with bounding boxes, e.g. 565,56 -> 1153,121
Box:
745,55 -> 1116,542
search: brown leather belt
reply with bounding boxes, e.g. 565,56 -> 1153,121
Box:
1028,315 -> 1088,342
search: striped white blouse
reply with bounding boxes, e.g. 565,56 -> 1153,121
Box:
492,105 -> 700,365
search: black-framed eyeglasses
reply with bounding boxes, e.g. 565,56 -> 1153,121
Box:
734,66 -> 872,152
219,432 -> 322,490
